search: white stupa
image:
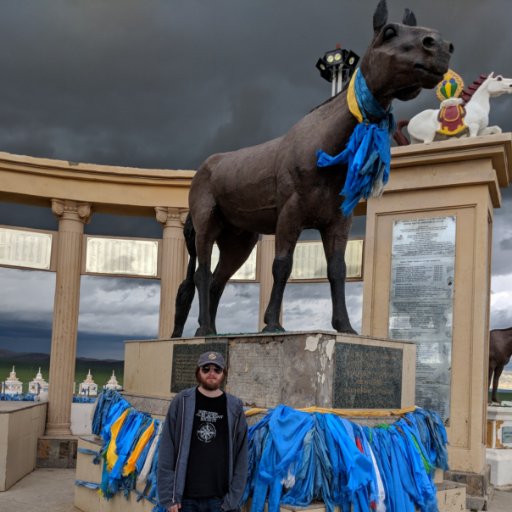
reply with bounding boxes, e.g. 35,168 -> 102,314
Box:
28,368 -> 49,400
4,366 -> 23,396
104,370 -> 122,391
78,369 -> 98,396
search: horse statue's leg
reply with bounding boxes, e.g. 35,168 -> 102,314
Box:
190,181 -> 223,337
171,215 -> 196,338
492,364 -> 504,404
320,219 -> 357,334
262,211 -> 302,333
209,229 -> 259,332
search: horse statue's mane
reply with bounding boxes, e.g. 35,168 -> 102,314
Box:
461,74 -> 489,103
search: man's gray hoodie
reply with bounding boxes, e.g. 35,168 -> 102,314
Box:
157,387 -> 248,511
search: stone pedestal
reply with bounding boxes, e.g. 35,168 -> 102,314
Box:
486,405 -> 512,488
46,199 -> 91,436
362,135 -> 512,479
124,331 -> 416,410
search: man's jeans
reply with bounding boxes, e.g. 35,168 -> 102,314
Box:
180,497 -> 238,512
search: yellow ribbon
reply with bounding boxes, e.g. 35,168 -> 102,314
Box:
244,405 -> 416,418
347,68 -> 363,123
105,408 -> 130,471
123,420 -> 156,476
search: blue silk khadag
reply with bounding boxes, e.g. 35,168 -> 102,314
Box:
316,69 -> 395,217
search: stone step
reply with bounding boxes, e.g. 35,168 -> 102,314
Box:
437,481 -> 467,512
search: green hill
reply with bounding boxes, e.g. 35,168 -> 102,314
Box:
0,351 -> 123,394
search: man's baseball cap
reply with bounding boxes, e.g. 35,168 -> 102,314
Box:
197,351 -> 225,370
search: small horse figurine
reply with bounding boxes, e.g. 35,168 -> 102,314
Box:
489,327 -> 512,404
406,72 -> 512,143
172,0 -> 452,338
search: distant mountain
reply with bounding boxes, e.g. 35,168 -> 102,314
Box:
0,349 -> 122,364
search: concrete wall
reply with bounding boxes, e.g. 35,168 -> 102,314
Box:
70,403 -> 95,436
0,402 -> 47,491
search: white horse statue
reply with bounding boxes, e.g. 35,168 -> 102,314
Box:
407,72 -> 512,143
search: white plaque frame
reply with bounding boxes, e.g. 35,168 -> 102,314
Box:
388,216 -> 456,421
289,239 -> 363,282
85,236 -> 159,278
0,226 -> 53,270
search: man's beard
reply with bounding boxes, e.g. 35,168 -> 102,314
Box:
198,372 -> 223,391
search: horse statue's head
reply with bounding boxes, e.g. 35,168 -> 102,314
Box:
360,0 -> 453,109
483,72 -> 512,97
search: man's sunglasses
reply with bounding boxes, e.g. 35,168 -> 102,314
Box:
200,365 -> 223,374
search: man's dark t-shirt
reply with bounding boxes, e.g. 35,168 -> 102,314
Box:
183,388 -> 229,498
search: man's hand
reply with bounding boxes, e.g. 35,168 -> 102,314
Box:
168,504 -> 181,512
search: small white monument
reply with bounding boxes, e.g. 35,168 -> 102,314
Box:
28,368 -> 49,401
4,366 -> 23,396
104,370 -> 122,391
78,369 -> 98,396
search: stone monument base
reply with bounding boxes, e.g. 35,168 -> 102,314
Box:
36,435 -> 78,469
124,331 -> 416,410
75,435 -> 467,512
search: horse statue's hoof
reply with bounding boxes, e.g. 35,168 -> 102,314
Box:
261,324 -> 285,334
195,326 -> 217,337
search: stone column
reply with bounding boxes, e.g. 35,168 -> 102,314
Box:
362,135 -> 512,479
258,235 -> 276,330
46,199 -> 91,436
155,207 -> 188,339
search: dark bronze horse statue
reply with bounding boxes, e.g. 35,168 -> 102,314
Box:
489,327 -> 512,403
172,0 -> 452,337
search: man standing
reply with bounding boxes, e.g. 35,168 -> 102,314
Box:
158,351 -> 248,512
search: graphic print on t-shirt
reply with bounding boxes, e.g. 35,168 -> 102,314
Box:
196,409 -> 224,443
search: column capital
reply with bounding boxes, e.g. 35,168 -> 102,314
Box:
51,199 -> 92,223
155,206 -> 188,228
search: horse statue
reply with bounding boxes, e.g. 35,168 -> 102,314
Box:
172,0 -> 452,338
489,327 -> 512,404
405,72 -> 512,144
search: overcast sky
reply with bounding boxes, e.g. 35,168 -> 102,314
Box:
1,0 -> 512,362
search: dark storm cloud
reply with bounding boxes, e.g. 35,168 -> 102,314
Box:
2,0 -> 511,171
2,1 -> 512,357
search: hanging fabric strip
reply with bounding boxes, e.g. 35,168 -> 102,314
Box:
316,68 -> 395,216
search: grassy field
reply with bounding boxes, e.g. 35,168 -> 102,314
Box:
0,360 -> 124,394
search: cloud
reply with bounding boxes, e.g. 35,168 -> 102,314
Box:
2,0 -> 512,361
78,276 -> 160,337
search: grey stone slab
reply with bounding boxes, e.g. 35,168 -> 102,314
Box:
334,343 -> 403,408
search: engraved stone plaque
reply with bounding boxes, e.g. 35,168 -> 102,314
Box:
333,343 -> 403,408
171,343 -> 228,393
0,227 -> 52,270
389,216 -> 456,421
502,426 -> 512,445
85,237 -> 158,277
228,342 -> 282,407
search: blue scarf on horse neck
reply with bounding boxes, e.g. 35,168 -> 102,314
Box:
316,69 -> 395,217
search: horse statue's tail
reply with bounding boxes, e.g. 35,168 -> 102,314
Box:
171,214 -> 196,338
393,119 -> 411,146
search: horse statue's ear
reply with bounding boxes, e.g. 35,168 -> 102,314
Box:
373,0 -> 388,33
402,8 -> 417,26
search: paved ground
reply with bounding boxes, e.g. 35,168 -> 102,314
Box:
0,468 -> 511,512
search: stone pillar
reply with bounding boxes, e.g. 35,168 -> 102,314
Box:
362,135 -> 512,478
258,235 -> 276,330
46,199 -> 91,436
155,207 -> 188,338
